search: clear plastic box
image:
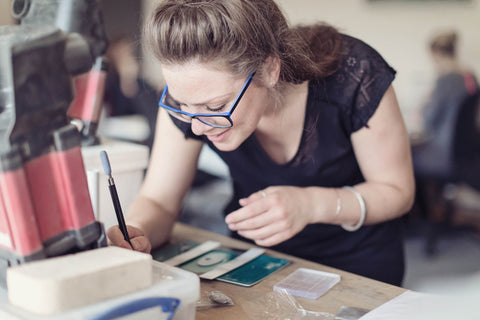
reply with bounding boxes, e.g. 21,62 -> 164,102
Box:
273,267 -> 340,299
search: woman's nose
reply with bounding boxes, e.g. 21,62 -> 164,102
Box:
190,118 -> 211,136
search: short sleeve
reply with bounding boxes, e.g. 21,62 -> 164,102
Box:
328,35 -> 396,133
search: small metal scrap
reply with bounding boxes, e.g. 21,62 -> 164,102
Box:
196,290 -> 234,309
208,291 -> 234,305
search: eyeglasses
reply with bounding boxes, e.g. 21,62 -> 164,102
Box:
158,72 -> 255,128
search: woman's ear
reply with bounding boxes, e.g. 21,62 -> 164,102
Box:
263,55 -> 281,88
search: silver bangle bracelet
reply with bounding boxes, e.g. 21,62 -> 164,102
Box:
334,189 -> 342,217
341,186 -> 366,232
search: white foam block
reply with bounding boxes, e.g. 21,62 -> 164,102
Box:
6,246 -> 152,315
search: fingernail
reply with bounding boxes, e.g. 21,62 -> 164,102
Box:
239,199 -> 247,206
120,242 -> 131,250
130,238 -> 139,250
228,224 -> 236,230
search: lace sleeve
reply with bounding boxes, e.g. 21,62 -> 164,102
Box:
330,36 -> 396,133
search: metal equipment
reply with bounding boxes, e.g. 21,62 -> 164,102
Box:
13,0 -> 110,146
0,0 -> 109,287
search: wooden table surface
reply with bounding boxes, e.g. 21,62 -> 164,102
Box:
170,223 -> 406,320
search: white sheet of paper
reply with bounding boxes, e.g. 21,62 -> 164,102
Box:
359,290 -> 478,320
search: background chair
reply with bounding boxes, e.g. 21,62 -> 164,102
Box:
418,91 -> 480,255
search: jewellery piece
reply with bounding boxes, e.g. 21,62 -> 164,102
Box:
334,189 -> 342,217
261,191 -> 267,198
341,186 -> 366,232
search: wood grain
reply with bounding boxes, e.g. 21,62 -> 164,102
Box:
170,223 -> 406,319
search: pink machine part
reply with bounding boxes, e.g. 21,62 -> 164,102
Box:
0,0 -> 109,287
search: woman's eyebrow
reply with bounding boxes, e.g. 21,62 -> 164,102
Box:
167,89 -> 232,107
165,90 -> 181,105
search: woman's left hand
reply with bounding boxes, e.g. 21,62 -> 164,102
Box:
225,186 -> 312,247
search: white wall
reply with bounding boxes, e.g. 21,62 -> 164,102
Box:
275,0 -> 480,118
141,0 -> 480,122
141,0 -> 163,89
0,1 -> 14,25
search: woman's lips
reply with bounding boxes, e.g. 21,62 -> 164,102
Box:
207,129 -> 230,142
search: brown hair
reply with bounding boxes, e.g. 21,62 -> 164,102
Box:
143,0 -> 343,84
430,30 -> 458,58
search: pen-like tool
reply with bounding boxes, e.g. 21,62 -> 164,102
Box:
100,150 -> 132,247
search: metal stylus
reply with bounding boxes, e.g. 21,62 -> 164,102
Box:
100,150 -> 132,247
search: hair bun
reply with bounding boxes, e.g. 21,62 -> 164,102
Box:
430,29 -> 458,57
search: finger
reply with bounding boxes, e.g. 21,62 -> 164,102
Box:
237,221 -> 287,242
107,225 -> 127,245
130,237 -> 152,253
229,209 -> 274,231
107,235 -> 132,250
254,231 -> 291,247
125,225 -> 145,238
225,200 -> 269,225
239,190 -> 268,206
107,225 -> 143,250
117,240 -> 133,250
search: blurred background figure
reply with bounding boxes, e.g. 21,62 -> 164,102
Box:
411,29 -> 480,254
412,30 -> 478,179
102,36 -> 159,150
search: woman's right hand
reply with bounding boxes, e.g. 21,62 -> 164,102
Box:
107,225 -> 152,253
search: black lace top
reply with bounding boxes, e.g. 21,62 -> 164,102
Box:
171,35 -> 404,285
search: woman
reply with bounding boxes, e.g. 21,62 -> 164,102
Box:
411,31 -> 479,238
108,0 -> 414,286
413,30 -> 479,178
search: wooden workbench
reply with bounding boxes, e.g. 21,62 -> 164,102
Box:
170,223 -> 406,320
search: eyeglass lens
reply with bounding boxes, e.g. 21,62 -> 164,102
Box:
162,93 -> 232,127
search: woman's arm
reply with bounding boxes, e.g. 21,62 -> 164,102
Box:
342,84 -> 415,225
108,109 -> 203,251
226,85 -> 415,246
307,84 -> 414,227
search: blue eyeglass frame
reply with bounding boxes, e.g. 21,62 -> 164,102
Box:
158,72 -> 255,128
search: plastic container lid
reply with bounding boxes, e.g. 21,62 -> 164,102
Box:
273,268 -> 340,299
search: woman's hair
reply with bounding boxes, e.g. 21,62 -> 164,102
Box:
143,0 -> 343,84
429,30 -> 458,58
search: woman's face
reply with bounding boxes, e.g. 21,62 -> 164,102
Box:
161,62 -> 271,151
